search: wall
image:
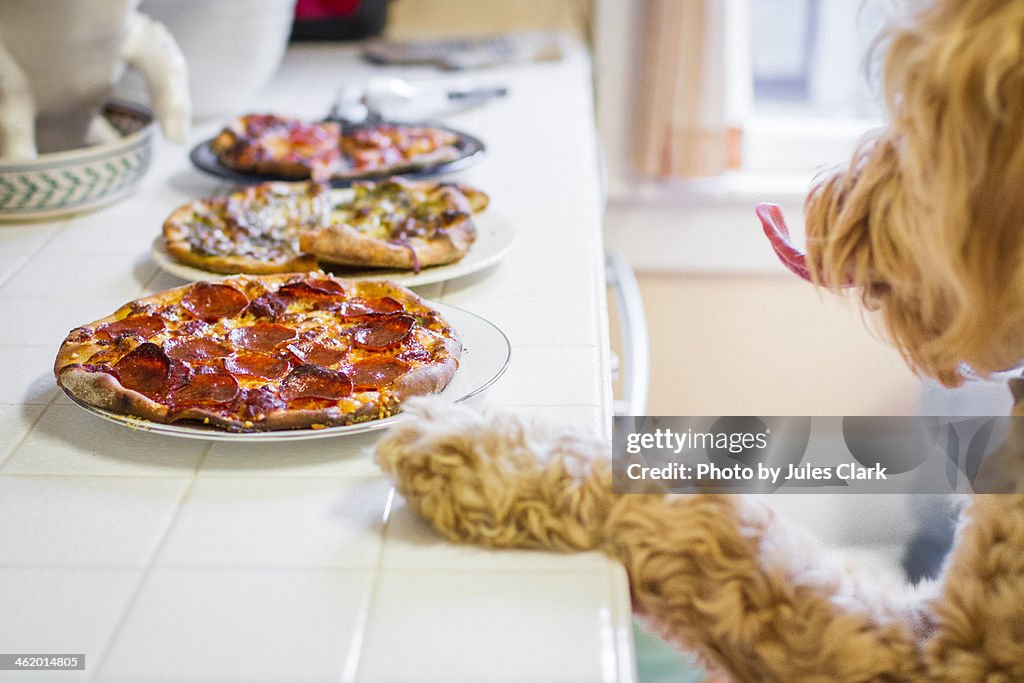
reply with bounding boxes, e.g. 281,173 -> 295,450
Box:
635,273 -> 921,416
385,0 -> 593,39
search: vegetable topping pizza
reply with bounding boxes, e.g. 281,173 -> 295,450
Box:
54,275 -> 461,431
161,178 -> 488,275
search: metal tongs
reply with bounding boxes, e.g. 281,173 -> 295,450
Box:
326,77 -> 507,125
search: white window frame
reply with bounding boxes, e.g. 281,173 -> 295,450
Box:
594,0 -> 883,272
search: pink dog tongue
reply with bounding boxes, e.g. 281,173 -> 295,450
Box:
757,203 -> 813,282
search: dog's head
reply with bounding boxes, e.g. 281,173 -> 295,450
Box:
762,0 -> 1024,386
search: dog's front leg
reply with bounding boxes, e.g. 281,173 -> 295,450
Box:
922,380 -> 1024,682
605,493 -> 930,683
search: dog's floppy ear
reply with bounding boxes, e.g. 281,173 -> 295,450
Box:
796,0 -> 1024,387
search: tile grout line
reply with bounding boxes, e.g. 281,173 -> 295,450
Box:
340,485 -> 394,683
0,561 -> 612,574
86,440 -> 213,683
0,472 -> 390,481
2,227 -> 232,474
137,260 -> 166,295
0,404 -> 51,471
610,562 -> 639,683
594,244 -> 616,442
0,253 -> 29,291
0,221 -> 72,290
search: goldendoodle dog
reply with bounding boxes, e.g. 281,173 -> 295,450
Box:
376,1 -> 1024,680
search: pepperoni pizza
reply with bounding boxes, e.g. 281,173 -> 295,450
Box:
54,275 -> 461,431
211,114 -> 343,182
211,113 -> 462,181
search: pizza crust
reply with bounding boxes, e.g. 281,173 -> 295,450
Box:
161,184 -> 324,275
298,219 -> 476,269
300,181 -> 479,270
211,118 -> 342,181
58,365 -> 172,422
161,239 -> 319,275
211,115 -> 465,182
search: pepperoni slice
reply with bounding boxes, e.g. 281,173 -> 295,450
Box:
112,343 -> 171,396
351,315 -> 415,351
181,282 -> 250,321
299,277 -> 345,294
337,297 -> 404,318
165,359 -> 193,393
241,385 -> 286,420
277,279 -> 346,302
164,337 -> 230,362
245,292 -> 289,320
279,365 -> 352,401
97,315 -> 165,341
349,357 -> 411,391
285,340 -> 347,367
228,323 -> 296,352
171,370 -> 239,404
224,352 -> 290,380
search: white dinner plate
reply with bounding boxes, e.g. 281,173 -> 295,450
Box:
62,303 -> 511,442
150,212 -> 516,288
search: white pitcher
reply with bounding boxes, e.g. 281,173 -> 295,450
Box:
0,0 -> 190,159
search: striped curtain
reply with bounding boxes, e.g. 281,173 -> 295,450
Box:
633,0 -> 751,178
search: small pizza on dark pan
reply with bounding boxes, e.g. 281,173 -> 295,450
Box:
211,113 -> 462,181
211,114 -> 343,182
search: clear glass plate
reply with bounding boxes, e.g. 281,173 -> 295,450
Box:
62,303 -> 510,442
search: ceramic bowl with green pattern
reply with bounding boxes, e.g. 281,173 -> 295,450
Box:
0,101 -> 154,222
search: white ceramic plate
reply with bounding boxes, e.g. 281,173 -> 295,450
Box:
150,211 -> 515,288
62,303 -> 510,441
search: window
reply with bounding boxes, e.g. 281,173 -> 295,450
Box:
751,0 -> 889,118
744,0 -> 893,175
594,0 -> 903,192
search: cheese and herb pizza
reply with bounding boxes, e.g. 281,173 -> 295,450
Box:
211,113 -> 463,181
298,177 -> 487,271
162,181 -> 324,275
54,274 -> 461,431
161,178 -> 489,275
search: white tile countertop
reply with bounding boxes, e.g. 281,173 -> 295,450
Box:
0,44 -> 636,682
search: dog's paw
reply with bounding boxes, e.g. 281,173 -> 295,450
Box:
375,398 -> 613,551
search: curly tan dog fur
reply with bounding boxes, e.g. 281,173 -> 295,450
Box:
377,399 -> 1024,683
377,1 -> 1024,680
804,0 -> 1024,386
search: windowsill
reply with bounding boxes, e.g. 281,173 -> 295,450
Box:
605,170 -> 811,275
604,115 -> 880,275
609,170 -> 813,207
